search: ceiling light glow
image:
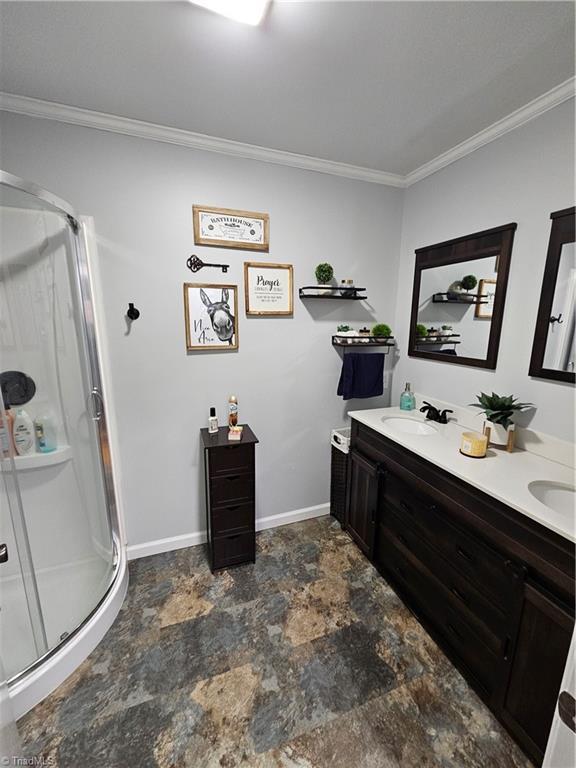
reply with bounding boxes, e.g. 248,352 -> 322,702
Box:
190,1 -> 270,26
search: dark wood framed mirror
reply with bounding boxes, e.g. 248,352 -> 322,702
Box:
529,207 -> 575,384
408,223 -> 516,369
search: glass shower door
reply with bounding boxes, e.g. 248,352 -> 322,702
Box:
0,178 -> 117,680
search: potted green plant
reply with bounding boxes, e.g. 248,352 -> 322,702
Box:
461,274 -> 478,292
315,262 -> 334,294
335,323 -> 355,344
371,323 -> 392,339
469,392 -> 532,446
415,323 -> 428,339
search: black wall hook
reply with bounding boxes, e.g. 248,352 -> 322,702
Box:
127,303 -> 140,321
550,313 -> 563,325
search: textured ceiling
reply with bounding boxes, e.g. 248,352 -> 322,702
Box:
0,1 -> 574,175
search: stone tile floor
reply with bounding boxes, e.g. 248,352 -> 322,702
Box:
19,517 -> 533,767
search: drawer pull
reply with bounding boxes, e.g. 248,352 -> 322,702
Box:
456,546 -> 473,563
446,622 -> 463,641
225,475 -> 241,482
502,636 -> 511,661
450,587 -> 468,605
225,505 -> 240,512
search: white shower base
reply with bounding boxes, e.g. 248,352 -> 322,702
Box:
7,545 -> 128,719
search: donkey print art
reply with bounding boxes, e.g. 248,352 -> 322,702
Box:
184,283 -> 238,351
201,287 -> 235,344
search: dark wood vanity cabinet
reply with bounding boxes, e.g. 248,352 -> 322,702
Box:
347,419 -> 575,766
201,425 -> 258,572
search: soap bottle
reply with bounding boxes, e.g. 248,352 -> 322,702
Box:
13,408 -> 35,455
228,395 -> 238,428
400,382 -> 416,411
0,403 -> 15,457
34,412 -> 57,453
208,407 -> 218,434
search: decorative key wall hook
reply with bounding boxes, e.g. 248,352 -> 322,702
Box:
186,254 -> 229,274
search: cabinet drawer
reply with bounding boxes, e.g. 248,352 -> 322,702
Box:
377,531 -> 500,694
381,508 -> 508,651
210,472 -> 253,506
209,444 -> 253,476
383,471 -> 513,606
213,532 -> 255,569
212,501 -> 254,536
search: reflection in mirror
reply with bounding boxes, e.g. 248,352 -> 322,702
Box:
409,223 -> 516,369
530,208 -> 576,383
416,255 -> 499,360
542,242 -> 575,373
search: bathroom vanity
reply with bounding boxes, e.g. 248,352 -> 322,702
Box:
346,408 -> 575,766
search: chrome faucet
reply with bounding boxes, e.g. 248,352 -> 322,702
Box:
420,401 -> 453,424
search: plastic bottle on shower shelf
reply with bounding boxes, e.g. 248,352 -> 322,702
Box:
34,412 -> 57,453
13,408 -> 35,456
0,402 -> 15,457
228,395 -> 238,428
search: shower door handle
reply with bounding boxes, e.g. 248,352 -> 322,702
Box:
89,388 -> 104,421
0,544 -> 8,563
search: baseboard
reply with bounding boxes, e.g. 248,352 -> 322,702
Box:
126,502 -> 330,560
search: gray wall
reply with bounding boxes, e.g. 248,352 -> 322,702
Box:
393,99 -> 575,441
0,112 -> 403,549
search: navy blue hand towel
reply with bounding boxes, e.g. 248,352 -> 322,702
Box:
337,352 -> 384,400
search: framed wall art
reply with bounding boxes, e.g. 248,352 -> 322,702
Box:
244,262 -> 293,316
193,205 -> 270,252
475,278 -> 497,319
183,283 -> 239,351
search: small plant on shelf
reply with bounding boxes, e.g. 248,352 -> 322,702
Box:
372,323 -> 392,338
415,323 -> 428,338
337,324 -> 352,333
461,274 -> 478,292
315,263 -> 334,285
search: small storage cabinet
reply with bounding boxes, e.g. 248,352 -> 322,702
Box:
201,425 -> 259,572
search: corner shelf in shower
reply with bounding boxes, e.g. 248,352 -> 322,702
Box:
1,445 -> 72,471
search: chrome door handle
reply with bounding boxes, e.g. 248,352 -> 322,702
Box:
89,388 -> 104,421
0,543 -> 8,563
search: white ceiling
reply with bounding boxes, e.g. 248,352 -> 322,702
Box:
0,1 -> 574,176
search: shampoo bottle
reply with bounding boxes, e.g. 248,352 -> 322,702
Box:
34,412 -> 57,453
13,409 -> 35,455
399,382 -> 416,411
228,395 -> 238,428
0,403 -> 15,457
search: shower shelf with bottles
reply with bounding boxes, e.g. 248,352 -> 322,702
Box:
1,445 -> 72,471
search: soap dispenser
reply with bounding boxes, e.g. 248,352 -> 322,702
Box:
400,382 -> 416,411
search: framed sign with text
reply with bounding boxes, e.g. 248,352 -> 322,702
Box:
193,205 -> 269,252
244,262 -> 293,316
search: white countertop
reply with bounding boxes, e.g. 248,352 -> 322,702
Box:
347,406 -> 576,543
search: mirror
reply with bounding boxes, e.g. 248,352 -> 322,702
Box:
408,223 -> 516,369
529,207 -> 576,384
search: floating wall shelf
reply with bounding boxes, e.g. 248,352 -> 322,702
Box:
299,286 -> 367,300
416,339 -> 461,347
432,293 -> 488,305
332,335 -> 395,349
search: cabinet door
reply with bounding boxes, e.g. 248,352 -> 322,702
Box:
345,450 -> 379,558
500,583 -> 574,765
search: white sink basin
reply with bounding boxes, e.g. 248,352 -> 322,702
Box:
382,417 -> 438,436
528,481 -> 576,516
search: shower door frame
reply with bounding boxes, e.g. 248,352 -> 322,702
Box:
0,169 -> 122,685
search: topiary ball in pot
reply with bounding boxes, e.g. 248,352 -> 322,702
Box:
461,274 -> 478,291
315,263 -> 334,285
372,323 -> 392,338
415,323 -> 428,338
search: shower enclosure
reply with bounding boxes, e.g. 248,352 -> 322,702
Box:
0,171 -> 126,720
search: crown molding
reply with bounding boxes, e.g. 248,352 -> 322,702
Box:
1,77 -> 574,189
404,76 -> 575,187
0,92 -> 404,188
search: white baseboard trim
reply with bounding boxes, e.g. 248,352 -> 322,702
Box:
126,503 -> 330,561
